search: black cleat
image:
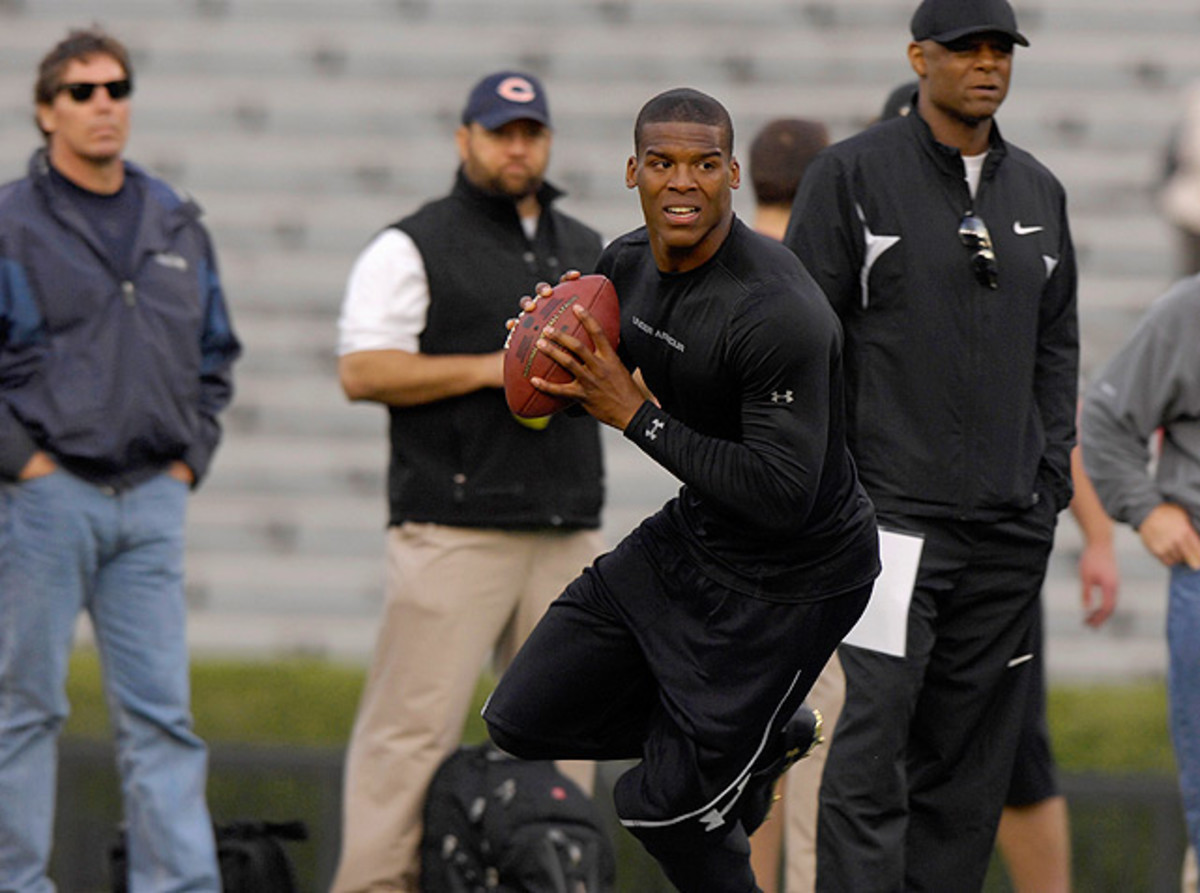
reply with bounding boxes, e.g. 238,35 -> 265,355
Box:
739,702 -> 824,835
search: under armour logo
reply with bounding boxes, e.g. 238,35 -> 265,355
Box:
698,774 -> 751,831
771,391 -> 795,404
645,419 -> 666,441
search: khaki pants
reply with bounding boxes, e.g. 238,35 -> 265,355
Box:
330,523 -> 603,893
783,652 -> 846,893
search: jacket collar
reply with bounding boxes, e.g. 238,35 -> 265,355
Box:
31,146 -> 138,200
905,108 -> 1008,184
28,147 -> 201,266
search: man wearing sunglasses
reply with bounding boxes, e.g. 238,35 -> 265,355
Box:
783,0 -> 1078,889
0,27 -> 239,892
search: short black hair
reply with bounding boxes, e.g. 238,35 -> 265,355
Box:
634,88 -> 734,156
748,118 -> 829,206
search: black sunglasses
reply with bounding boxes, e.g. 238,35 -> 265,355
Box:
57,79 -> 133,103
958,212 -> 998,289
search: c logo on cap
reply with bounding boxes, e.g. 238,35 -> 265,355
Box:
496,76 -> 537,104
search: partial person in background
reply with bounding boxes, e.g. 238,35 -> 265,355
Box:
992,438 -> 1119,893
784,0 -> 1080,887
747,117 -> 830,241
743,114 -> 832,893
1159,83 -> 1200,276
1081,274 -> 1200,890
878,80 -> 918,121
0,26 -> 240,892
331,71 -> 606,893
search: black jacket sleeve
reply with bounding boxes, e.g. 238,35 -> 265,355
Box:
1034,191 -> 1080,512
783,152 -> 863,317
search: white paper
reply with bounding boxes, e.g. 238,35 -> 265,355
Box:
841,527 -> 924,657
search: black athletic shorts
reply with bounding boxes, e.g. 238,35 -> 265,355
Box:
1006,607 -> 1058,806
484,515 -> 871,836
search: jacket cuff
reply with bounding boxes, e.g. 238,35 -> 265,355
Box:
623,401 -> 670,452
1126,497 -> 1165,533
0,422 -> 40,481
182,442 -> 213,488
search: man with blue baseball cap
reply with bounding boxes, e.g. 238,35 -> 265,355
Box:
460,70 -> 552,130
330,70 -> 605,892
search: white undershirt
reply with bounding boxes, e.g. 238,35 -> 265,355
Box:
963,151 -> 987,199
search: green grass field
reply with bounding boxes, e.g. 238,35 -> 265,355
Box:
57,650 -> 1184,891
62,649 -> 1175,775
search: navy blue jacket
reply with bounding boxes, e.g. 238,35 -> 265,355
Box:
0,150 -> 241,489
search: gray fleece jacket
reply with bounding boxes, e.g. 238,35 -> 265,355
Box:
1080,274 -> 1200,529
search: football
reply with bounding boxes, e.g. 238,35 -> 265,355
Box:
504,274 -> 621,419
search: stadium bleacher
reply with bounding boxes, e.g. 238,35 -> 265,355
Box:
0,0 -> 1190,677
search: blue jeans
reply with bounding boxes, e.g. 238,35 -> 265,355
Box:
0,470 -> 219,892
1169,565 -> 1200,860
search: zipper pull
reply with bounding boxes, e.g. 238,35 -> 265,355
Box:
122,281 -> 136,306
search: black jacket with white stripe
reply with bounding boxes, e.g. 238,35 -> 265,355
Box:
785,109 -> 1078,522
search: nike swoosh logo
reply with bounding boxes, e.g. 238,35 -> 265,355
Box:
1007,653 -> 1034,668
1013,222 -> 1044,236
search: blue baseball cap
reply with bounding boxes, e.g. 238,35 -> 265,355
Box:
911,0 -> 1029,47
461,71 -> 551,130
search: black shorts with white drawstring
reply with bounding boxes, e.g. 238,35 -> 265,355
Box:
484,515 -> 870,878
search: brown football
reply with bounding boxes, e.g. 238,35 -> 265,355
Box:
504,275 -> 621,419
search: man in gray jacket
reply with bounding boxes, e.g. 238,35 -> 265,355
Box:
1081,274 -> 1200,873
